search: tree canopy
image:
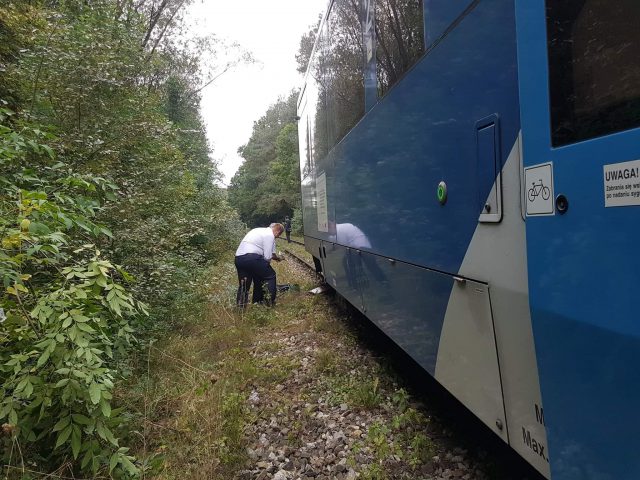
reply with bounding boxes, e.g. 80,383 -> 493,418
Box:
0,0 -> 245,476
227,91 -> 301,228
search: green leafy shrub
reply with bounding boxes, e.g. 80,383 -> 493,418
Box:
0,0 -> 248,475
0,116 -> 144,476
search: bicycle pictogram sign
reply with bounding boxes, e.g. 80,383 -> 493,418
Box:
524,162 -> 554,216
528,179 -> 551,202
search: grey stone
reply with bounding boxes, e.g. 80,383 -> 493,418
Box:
247,448 -> 258,461
273,470 -> 289,480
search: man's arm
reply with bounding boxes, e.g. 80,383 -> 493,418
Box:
262,233 -> 276,262
270,238 -> 284,262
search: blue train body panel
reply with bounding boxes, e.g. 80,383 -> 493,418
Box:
299,0 -> 529,460
321,0 -> 519,273
516,2 -> 640,478
298,0 -> 640,477
322,244 -> 453,375
424,0 -> 475,48
300,0 -> 530,456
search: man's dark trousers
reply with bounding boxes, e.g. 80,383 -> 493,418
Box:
285,230 -> 291,243
234,253 -> 277,306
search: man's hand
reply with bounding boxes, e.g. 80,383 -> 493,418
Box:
272,252 -> 284,262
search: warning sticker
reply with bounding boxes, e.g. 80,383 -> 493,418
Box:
525,162 -> 554,216
603,159 -> 640,208
316,172 -> 328,232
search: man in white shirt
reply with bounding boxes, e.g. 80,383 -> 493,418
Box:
235,223 -> 284,306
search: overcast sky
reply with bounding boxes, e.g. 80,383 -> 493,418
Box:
185,0 -> 327,185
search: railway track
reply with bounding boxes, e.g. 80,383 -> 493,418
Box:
276,239 -> 317,274
274,237 -> 542,479
282,248 -> 314,271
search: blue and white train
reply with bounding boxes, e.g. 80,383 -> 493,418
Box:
297,0 -> 640,478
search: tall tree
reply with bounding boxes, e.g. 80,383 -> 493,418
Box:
228,92 -> 301,227
0,0 -> 245,476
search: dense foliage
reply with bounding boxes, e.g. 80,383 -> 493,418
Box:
0,114 -> 145,475
0,0 -> 244,476
227,92 -> 302,228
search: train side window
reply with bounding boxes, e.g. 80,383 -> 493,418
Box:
298,93 -> 314,179
309,21 -> 330,163
326,0 -> 366,150
375,0 -> 425,97
546,0 -> 640,147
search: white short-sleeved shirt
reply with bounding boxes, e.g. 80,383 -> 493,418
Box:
235,227 -> 275,261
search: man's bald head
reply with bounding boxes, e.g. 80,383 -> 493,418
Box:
270,223 -> 284,237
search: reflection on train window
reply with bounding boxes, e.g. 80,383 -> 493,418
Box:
546,0 -> 640,146
310,22 -> 329,164
375,0 -> 425,97
326,0 -> 366,150
305,116 -> 313,177
302,67 -> 318,178
299,103 -> 313,179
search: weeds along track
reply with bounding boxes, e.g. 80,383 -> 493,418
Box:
126,244 -> 542,480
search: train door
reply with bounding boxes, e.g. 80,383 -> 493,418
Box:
516,1 -> 640,478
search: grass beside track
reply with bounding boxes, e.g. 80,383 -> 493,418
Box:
120,257 -> 310,478
120,254 -> 327,478
121,249 -> 438,479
